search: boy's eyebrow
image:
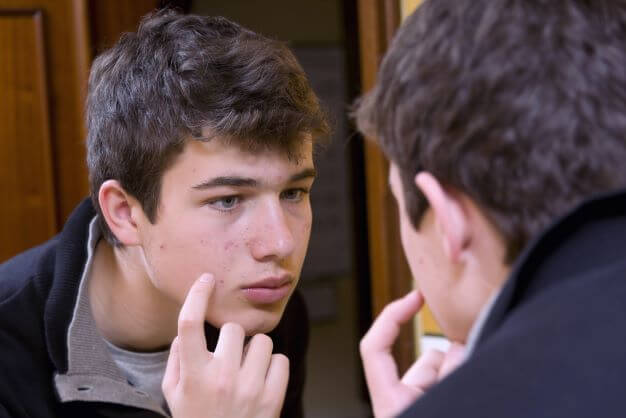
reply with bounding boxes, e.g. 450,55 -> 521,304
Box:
192,168 -> 317,190
289,168 -> 317,182
192,177 -> 258,189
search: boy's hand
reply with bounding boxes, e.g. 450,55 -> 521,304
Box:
162,273 -> 289,418
360,290 -> 465,418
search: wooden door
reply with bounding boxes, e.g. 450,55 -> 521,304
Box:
0,0 -> 90,261
0,0 -> 159,262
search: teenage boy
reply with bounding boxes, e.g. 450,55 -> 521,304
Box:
0,10 -> 328,418
356,1 -> 626,417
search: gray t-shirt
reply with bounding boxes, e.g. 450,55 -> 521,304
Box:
104,339 -> 169,408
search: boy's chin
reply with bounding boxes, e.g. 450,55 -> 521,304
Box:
206,309 -> 282,336
243,318 -> 281,336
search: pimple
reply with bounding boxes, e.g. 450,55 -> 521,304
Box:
200,239 -> 207,245
159,243 -> 166,250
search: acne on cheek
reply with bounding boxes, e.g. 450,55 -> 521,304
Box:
220,258 -> 232,274
223,241 -> 238,251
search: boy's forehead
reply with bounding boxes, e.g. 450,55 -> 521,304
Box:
192,129 -> 314,161
187,138 -> 312,165
171,136 -> 314,186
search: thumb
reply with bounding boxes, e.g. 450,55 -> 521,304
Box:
400,349 -> 445,391
438,342 -> 466,379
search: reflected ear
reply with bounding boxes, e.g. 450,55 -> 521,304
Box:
98,180 -> 141,246
415,172 -> 470,262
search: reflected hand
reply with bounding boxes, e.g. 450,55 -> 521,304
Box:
162,273 -> 289,418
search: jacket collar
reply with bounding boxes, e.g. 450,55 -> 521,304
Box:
476,188 -> 626,347
44,198 -> 96,373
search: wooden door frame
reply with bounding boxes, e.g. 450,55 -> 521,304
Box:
356,0 -> 415,373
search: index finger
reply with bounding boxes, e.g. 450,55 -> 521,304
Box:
262,354 -> 289,416
177,273 -> 215,376
360,290 -> 423,393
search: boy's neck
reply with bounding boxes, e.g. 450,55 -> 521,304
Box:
89,239 -> 180,352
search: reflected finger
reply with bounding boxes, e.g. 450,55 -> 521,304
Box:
177,273 -> 215,376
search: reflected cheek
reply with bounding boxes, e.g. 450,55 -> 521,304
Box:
223,240 -> 239,251
300,211 -> 313,236
301,223 -> 312,240
295,217 -> 312,248
154,238 -> 223,283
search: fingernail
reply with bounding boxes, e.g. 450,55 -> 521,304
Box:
199,273 -> 214,283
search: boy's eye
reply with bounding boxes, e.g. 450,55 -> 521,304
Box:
281,188 -> 308,201
208,196 -> 240,211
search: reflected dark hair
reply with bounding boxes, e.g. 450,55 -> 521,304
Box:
356,0 -> 626,262
87,10 -> 329,245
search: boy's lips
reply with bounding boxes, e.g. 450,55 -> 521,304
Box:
241,275 -> 293,304
244,275 -> 293,289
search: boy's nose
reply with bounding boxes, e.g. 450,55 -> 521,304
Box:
249,202 -> 295,261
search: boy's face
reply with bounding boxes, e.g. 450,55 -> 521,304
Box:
389,164 -> 463,339
135,138 -> 314,335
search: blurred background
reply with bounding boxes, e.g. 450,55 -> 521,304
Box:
0,1 -> 443,416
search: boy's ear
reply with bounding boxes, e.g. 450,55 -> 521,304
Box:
415,172 -> 470,262
98,180 -> 142,246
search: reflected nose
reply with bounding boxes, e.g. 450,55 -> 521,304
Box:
249,200 -> 295,261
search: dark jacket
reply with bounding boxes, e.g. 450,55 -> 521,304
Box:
401,189 -> 626,418
0,199 -> 308,418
